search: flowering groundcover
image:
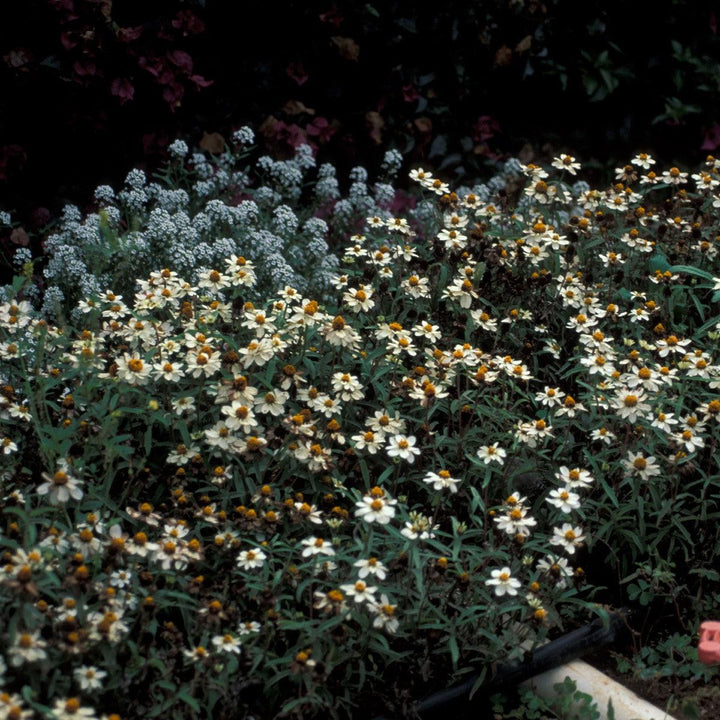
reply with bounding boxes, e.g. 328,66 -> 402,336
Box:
0,138 -> 719,718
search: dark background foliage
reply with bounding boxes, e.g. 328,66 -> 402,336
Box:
2,0 -> 720,231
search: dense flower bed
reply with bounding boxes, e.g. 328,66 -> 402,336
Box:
0,139 -> 719,718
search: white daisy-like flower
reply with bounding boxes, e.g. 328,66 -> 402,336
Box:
352,430 -> 384,454
493,506 -> 538,537
8,630 -> 48,666
550,524 -> 586,555
613,388 -> 651,423
655,334 -> 692,357
254,389 -> 289,416
589,427 -> 615,445
73,665 -> 107,691
485,567 -> 522,597
423,469 -> 462,493
340,579 -> 378,604
476,443 -> 507,465
236,547 -> 267,570
660,166 -> 688,185
220,401 -> 258,432
369,594 -> 400,633
343,285 -> 375,313
551,154 -> 581,175
624,451 -> 661,480
366,410 -> 406,435
37,459 -> 83,505
354,488 -> 397,525
0,436 -> 18,455
237,620 -> 261,635
631,153 -> 655,170
386,434 -> 421,463
353,557 -> 388,580
153,358 -> 185,383
115,353 -> 152,385
537,555 -> 573,588
400,512 -> 438,540
51,697 -> 98,720
673,428 -> 705,453
554,466 -> 594,489
300,537 -> 336,558
212,633 -> 242,654
409,167 -> 433,184
171,395 -> 196,416
535,386 -> 566,407
546,487 -> 582,513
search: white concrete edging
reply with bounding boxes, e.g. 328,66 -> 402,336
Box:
521,658 -> 677,720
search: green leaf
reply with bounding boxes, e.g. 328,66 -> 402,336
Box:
448,634 -> 459,667
667,264 -> 715,281
177,689 -> 200,713
597,475 -> 619,508
648,253 -> 671,273
152,679 -> 177,692
692,313 -> 720,338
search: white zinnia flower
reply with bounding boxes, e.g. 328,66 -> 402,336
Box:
550,524 -> 586,554
386,434 -> 421,463
423,469 -> 462,493
485,567 -> 522,597
546,487 -> 582,513
340,580 -> 377,604
300,537 -> 336,557
476,443 -> 507,465
74,665 -> 107,691
353,557 -> 388,580
212,633 -> 242,654
369,594 -> 400,633
236,547 -> 267,570
354,489 -> 397,525
37,459 -> 83,505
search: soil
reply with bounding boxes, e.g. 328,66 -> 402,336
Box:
584,648 -> 720,719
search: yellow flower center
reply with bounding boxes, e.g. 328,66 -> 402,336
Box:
65,698 -> 81,713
